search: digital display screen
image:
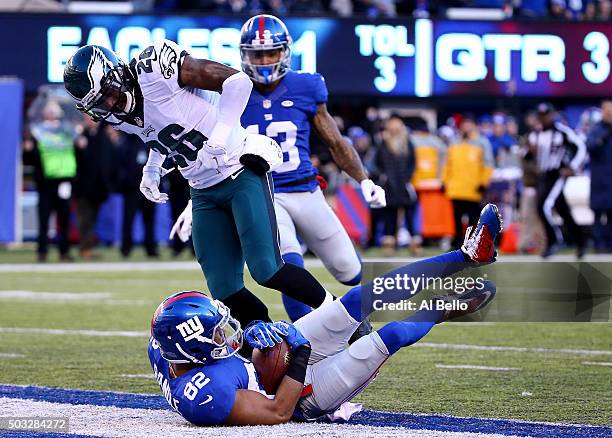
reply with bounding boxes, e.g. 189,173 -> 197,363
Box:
0,13 -> 610,97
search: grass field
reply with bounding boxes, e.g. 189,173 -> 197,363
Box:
1,257 -> 611,428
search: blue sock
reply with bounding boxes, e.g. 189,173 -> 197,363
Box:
340,250 -> 467,322
377,308 -> 442,355
281,252 -> 312,322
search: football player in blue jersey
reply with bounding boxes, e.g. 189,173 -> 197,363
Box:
151,204 -> 501,426
170,15 -> 387,324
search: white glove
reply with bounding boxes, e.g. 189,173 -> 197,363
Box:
169,200 -> 193,243
140,165 -> 169,203
360,179 -> 386,208
198,141 -> 228,170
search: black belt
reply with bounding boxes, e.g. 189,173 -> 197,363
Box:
276,175 -> 317,188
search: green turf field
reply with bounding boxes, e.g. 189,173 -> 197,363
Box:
0,263 -> 610,426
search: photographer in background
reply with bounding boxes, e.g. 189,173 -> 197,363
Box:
586,99 -> 612,253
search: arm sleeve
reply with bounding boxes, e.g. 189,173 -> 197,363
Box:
208,71 -> 253,147
145,148 -> 166,168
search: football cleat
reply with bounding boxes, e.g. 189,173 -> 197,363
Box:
461,203 -> 503,263
434,280 -> 497,323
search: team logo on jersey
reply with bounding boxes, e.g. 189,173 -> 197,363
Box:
142,125 -> 155,137
176,316 -> 207,342
281,100 -> 294,107
134,116 -> 144,128
159,43 -> 178,80
263,99 -> 272,109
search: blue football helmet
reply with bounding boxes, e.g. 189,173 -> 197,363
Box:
63,45 -> 136,122
240,15 -> 292,84
151,291 -> 243,364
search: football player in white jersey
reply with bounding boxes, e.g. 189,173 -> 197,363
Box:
63,41 -> 335,328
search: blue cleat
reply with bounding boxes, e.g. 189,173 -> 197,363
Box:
433,280 -> 497,323
461,203 -> 503,263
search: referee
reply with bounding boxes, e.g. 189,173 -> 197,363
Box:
528,103 -> 587,258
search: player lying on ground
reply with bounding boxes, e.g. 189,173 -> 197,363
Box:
149,204 -> 502,426
62,39 -> 340,329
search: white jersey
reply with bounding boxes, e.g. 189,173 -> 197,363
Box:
110,39 -> 247,189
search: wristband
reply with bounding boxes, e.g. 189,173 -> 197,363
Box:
285,345 -> 311,384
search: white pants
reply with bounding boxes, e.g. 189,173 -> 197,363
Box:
294,300 -> 389,419
275,188 -> 361,284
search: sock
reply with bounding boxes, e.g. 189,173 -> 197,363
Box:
221,287 -> 271,328
281,252 -> 313,321
377,308 -> 442,355
340,250 -> 467,322
263,263 -> 332,309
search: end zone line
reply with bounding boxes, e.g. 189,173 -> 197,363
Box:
435,364 -> 521,371
1,385 -> 611,438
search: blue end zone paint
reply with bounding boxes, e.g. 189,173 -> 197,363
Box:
1,384 -> 611,438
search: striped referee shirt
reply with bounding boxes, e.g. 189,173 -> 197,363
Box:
528,122 -> 586,174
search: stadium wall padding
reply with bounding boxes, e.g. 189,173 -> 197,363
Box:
0,79 -> 23,243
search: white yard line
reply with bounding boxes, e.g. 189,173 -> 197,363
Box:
435,364 -> 521,371
0,291 -> 113,301
416,342 -> 612,356
0,353 -> 24,358
0,327 -> 148,338
119,374 -> 156,379
1,327 -> 610,357
0,397 -> 521,438
582,361 -> 612,367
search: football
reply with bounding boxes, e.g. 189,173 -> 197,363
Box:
251,339 -> 292,394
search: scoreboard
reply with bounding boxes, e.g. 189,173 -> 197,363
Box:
1,13 -> 611,97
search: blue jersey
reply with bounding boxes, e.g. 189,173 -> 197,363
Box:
147,338 -> 267,426
241,71 -> 329,193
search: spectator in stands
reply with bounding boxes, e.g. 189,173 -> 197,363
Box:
442,113 -> 494,249
409,118 -> 447,254
74,117 -> 114,260
488,113 -> 517,165
586,99 -> 612,253
348,126 -> 376,174
24,100 -> 82,263
585,0 -> 612,19
111,128 -> 159,259
519,120 -> 545,254
372,115 -> 416,255
356,0 -> 397,17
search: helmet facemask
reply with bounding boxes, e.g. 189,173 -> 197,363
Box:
158,300 -> 243,364
240,44 -> 292,85
77,63 -> 136,122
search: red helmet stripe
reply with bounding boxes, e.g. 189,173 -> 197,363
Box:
163,291 -> 206,308
258,15 -> 265,43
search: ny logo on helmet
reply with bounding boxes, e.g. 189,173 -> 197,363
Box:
176,316 -> 207,342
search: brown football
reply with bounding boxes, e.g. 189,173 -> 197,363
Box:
251,339 -> 292,394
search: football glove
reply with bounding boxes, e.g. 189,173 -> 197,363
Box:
240,134 -> 283,175
271,320 -> 310,350
360,179 -> 386,208
140,165 -> 169,203
244,320 -> 285,349
169,200 -> 193,242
